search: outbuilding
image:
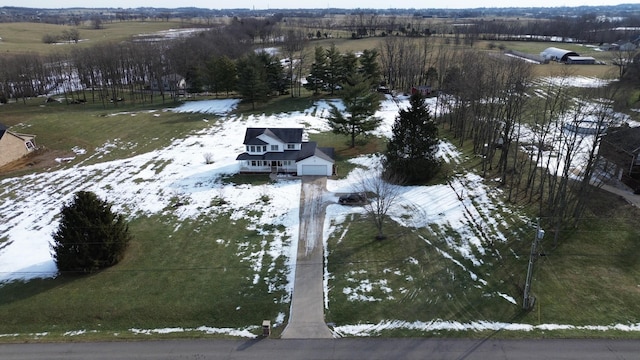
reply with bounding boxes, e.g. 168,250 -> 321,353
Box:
566,56 -> 596,64
540,47 -> 580,62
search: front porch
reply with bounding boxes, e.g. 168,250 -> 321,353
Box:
239,160 -> 297,174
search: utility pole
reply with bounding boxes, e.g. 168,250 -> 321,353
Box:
523,218 -> 544,310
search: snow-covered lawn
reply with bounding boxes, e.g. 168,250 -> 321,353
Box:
1,92 -> 638,338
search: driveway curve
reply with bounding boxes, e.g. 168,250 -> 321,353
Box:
281,176 -> 333,339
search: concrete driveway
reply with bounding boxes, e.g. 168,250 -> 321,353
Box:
281,176 -> 333,339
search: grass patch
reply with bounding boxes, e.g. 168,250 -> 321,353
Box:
220,173 -> 272,186
0,98 -> 212,170
0,211 -> 290,339
528,189 -> 640,327
326,214 -> 531,329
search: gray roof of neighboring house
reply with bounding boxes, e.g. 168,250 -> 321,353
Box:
242,128 -> 303,145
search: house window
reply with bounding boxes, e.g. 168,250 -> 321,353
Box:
287,144 -> 296,150
249,145 -> 256,152
25,141 -> 35,151
251,160 -> 258,166
271,145 -> 278,151
284,160 -> 292,166
262,145 -> 267,152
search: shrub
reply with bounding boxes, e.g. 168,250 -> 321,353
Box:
51,191 -> 131,274
42,34 -> 59,44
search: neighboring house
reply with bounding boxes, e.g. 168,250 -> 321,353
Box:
0,123 -> 37,167
150,74 -> 187,95
598,126 -> 640,190
410,85 -> 432,96
236,127 -> 335,176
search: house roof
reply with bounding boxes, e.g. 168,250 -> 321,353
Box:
599,126 -> 640,167
236,142 -> 335,163
236,151 -> 300,161
298,142 -> 334,162
243,128 -> 303,145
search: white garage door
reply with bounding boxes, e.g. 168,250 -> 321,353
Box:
301,165 -> 327,176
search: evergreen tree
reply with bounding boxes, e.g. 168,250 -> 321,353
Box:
384,92 -> 441,184
324,43 -> 342,95
304,45 -> 327,94
236,53 -> 269,110
203,55 -> 236,97
339,51 -> 359,87
359,48 -> 381,86
327,73 -> 382,148
51,191 -> 131,274
256,50 -> 287,95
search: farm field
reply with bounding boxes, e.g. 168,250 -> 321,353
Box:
0,20 -> 210,55
1,79 -> 639,341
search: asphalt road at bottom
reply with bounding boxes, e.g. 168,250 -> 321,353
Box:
1,338 -> 639,360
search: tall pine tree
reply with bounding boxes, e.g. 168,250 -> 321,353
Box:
304,45 -> 328,95
236,53 -> 269,110
51,191 -> 131,274
384,92 -> 441,184
327,73 -> 382,148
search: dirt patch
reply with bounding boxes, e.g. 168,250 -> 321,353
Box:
0,148 -> 74,176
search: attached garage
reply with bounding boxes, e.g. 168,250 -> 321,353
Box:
296,144 -> 335,176
301,164 -> 330,176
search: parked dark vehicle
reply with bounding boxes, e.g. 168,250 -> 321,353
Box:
338,193 -> 366,205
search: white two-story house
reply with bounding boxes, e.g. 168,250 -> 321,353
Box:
236,127 -> 335,176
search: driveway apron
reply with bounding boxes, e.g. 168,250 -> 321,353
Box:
281,176 -> 333,339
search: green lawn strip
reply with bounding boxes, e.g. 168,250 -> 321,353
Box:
0,210 -> 290,338
325,214 -> 529,330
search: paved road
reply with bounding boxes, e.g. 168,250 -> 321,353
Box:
281,176 -> 333,339
1,338 -> 639,359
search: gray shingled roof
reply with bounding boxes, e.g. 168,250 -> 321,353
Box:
242,128 -> 303,145
297,142 -> 334,162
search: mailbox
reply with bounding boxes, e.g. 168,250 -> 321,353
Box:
262,320 -> 271,337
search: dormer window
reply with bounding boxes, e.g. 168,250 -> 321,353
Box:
271,145 -> 279,151
287,144 -> 296,150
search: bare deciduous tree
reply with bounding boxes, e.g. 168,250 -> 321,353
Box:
353,167 -> 403,240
